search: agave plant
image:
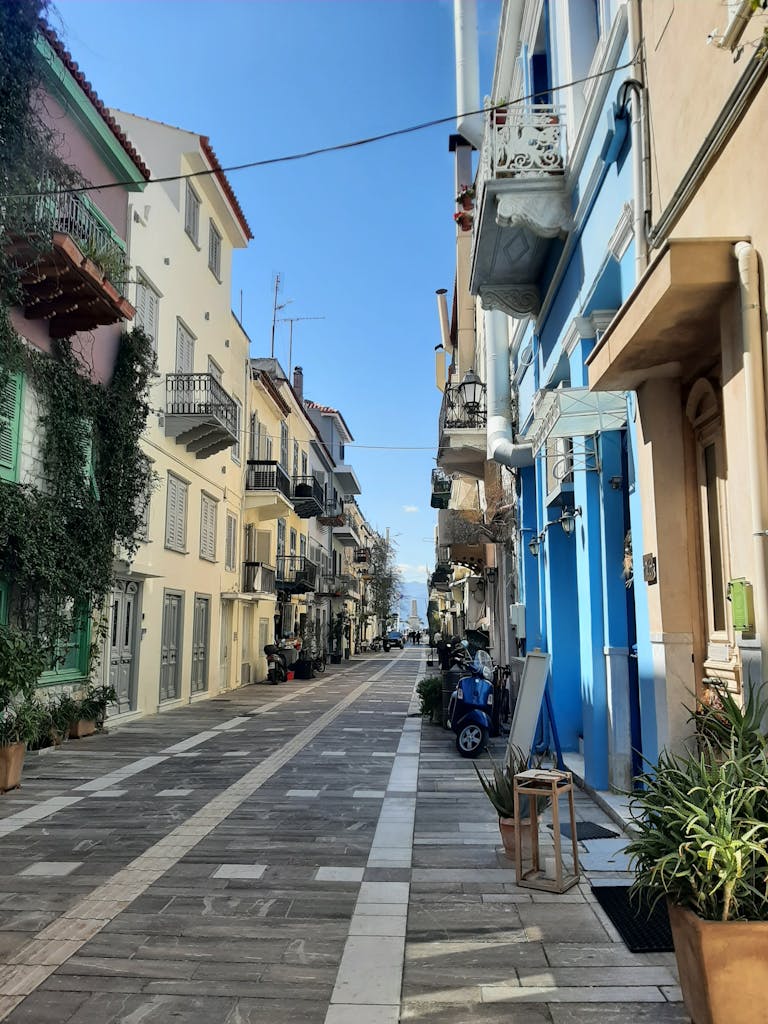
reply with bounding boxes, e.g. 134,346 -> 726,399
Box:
626,740 -> 768,922
692,681 -> 768,759
474,746 -> 530,819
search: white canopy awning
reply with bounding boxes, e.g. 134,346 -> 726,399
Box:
522,387 -> 627,454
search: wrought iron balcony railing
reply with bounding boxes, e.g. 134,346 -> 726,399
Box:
291,474 -> 324,517
431,467 -> 452,509
353,546 -> 371,564
13,191 -> 129,294
245,459 -> 292,500
276,555 -> 319,592
242,561 -> 276,596
166,373 -> 238,434
439,381 -> 487,432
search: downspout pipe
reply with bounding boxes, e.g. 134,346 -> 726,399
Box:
627,0 -> 649,281
454,0 -> 485,149
485,308 -> 533,468
735,241 -> 768,679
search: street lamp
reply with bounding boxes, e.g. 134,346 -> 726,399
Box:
528,535 -> 540,558
559,506 -> 582,536
458,368 -> 484,417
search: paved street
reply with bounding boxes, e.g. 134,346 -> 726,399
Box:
0,652 -> 684,1023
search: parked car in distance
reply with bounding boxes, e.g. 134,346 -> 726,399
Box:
383,631 -> 404,651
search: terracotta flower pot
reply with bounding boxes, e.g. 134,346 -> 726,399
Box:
667,901 -> 768,1024
498,816 -> 532,860
456,217 -> 473,232
0,742 -> 26,792
69,718 -> 97,739
460,195 -> 474,211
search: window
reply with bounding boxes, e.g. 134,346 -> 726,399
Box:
75,418 -> 99,499
293,440 -> 299,478
175,320 -> 195,374
280,423 -> 289,469
207,357 -> 222,383
232,397 -> 242,462
208,220 -> 222,278
290,528 -> 297,555
300,534 -> 307,560
0,579 -> 8,625
249,412 -> 259,460
225,512 -> 237,570
134,275 -> 159,352
40,603 -> 90,685
0,371 -> 23,483
277,518 -> 286,557
165,473 -> 188,552
200,493 -> 217,561
338,442 -> 345,461
185,182 -> 200,244
301,451 -> 308,477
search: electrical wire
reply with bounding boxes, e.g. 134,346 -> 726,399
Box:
4,46 -> 642,200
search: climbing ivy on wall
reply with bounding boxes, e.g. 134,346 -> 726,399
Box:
0,0 -> 153,677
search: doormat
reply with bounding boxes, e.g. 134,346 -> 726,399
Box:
550,820 -> 618,840
590,884 -> 674,953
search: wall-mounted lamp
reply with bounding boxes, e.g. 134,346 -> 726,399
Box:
528,535 -> 540,558
559,506 -> 582,536
486,567 -> 498,584
609,476 -> 622,491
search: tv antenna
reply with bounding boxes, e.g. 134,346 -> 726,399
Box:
270,273 -> 293,357
278,314 -> 326,376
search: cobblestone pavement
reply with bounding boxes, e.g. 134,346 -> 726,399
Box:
0,651 -> 685,1023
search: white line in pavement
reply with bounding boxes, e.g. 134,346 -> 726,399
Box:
325,655 -> 423,1024
0,663 -> 397,1018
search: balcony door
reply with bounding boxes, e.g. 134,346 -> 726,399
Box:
108,580 -> 139,713
191,595 -> 210,694
176,321 -> 195,374
159,591 -> 183,702
219,600 -> 232,690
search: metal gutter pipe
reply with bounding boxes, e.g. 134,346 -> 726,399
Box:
485,308 -> 533,468
454,0 -> 485,148
735,241 -> 768,677
627,0 -> 649,280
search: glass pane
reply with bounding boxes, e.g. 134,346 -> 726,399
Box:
704,444 -> 726,632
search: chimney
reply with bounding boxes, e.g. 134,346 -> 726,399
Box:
293,365 -> 304,402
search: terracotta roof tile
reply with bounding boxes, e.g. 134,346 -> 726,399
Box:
304,400 -> 354,443
200,135 -> 253,241
40,26 -> 151,182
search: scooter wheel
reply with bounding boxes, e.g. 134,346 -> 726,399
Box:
456,723 -> 488,758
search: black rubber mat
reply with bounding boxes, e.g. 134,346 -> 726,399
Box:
556,820 -> 618,840
591,884 -> 674,953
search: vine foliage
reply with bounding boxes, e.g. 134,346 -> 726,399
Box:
0,0 -> 153,686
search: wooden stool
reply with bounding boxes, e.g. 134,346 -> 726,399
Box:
513,768 -> 580,893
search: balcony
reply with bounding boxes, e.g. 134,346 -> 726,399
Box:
353,546 -> 371,565
291,474 -> 325,518
242,561 -> 276,597
317,573 -> 355,598
471,105 -> 570,319
8,192 -> 134,337
244,459 -> 293,519
317,500 -> 344,527
333,513 -> 361,548
429,565 -> 451,593
430,468 -> 452,510
437,381 -> 487,477
165,374 -> 239,459
276,555 -> 319,595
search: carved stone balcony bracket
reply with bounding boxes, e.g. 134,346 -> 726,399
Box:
495,191 -> 571,238
480,284 -> 541,318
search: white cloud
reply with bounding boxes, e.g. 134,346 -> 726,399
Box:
402,505 -> 419,513
397,563 -> 429,583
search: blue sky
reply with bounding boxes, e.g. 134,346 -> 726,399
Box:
51,0 -> 500,615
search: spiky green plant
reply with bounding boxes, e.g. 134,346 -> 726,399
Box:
474,746 -> 530,819
416,675 -> 442,717
627,743 -> 768,922
692,682 -> 768,759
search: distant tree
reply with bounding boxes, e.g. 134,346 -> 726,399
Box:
369,535 -> 402,630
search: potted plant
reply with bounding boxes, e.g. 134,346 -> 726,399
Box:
625,684 -> 768,1024
0,627 -> 47,791
474,746 -> 533,857
454,211 -> 473,233
69,683 -> 116,738
417,675 -> 443,725
456,184 -> 475,211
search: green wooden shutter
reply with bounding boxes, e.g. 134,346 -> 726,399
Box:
0,372 -> 23,483
0,579 -> 8,625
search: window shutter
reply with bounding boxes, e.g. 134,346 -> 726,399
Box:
0,372 -> 23,482
225,513 -> 237,570
256,530 -> 271,564
175,322 -> 194,374
165,475 -> 177,547
249,413 -> 258,460
176,479 -> 187,550
200,494 -> 216,560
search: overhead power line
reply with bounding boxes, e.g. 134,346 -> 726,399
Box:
4,47 -> 641,200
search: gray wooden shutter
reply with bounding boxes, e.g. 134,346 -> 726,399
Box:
256,530 -> 271,564
175,321 -> 194,374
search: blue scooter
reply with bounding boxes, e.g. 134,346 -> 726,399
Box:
447,649 -> 495,757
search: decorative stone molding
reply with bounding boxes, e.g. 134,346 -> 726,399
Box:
480,285 -> 540,319
607,202 -> 634,261
495,192 -> 571,237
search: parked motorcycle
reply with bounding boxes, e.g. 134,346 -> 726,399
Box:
264,644 -> 286,685
447,649 -> 495,757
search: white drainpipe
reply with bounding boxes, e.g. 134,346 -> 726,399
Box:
628,0 -> 649,281
485,308 -> 533,468
735,241 -> 768,676
454,0 -> 484,149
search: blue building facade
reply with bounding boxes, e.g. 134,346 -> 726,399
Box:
465,0 -> 657,790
